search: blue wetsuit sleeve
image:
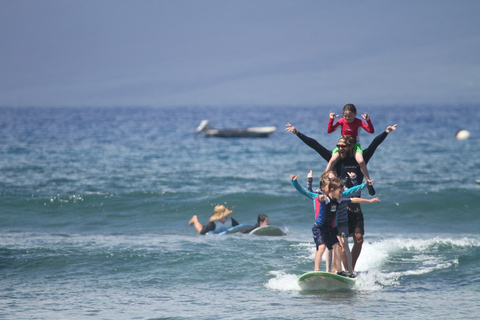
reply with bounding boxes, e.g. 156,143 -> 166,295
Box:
291,179 -> 316,200
342,183 -> 366,197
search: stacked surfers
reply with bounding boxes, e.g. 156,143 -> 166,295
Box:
287,104 -> 398,291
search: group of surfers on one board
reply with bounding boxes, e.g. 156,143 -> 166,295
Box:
188,103 -> 397,278
287,103 -> 397,278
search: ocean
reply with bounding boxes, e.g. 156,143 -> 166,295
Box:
1,105 -> 479,319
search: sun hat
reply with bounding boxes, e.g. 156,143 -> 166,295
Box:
209,205 -> 233,221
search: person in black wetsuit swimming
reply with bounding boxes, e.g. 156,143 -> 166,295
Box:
285,123 -> 397,271
242,214 -> 270,234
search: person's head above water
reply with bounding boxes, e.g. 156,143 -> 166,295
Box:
257,214 -> 269,226
209,205 -> 233,222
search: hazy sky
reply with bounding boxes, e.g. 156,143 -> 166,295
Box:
1,0 -> 479,107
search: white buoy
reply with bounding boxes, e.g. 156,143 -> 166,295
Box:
455,130 -> 471,140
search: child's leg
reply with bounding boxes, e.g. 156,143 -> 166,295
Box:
355,151 -> 370,181
314,244 -> 326,271
332,243 -> 343,274
326,152 -> 340,172
188,215 -> 203,234
326,249 -> 333,273
340,235 -> 353,273
332,248 -> 339,273
355,150 -> 376,195
336,235 -> 346,273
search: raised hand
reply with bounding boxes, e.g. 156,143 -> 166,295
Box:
386,124 -> 398,133
330,110 -> 339,119
285,123 -> 298,135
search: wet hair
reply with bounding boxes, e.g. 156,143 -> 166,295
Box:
321,170 -> 338,180
319,170 -> 338,191
338,136 -> 355,146
319,177 -> 330,192
328,178 -> 344,191
343,104 -> 357,115
257,214 -> 268,223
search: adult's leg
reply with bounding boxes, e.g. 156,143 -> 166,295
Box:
351,232 -> 363,271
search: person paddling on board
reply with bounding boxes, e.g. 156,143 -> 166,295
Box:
286,123 -> 397,271
189,205 -> 239,235
242,214 -> 269,234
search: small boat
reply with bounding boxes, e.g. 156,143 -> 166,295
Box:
194,120 -> 276,138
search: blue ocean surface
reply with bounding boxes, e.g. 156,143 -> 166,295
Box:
1,105 -> 479,319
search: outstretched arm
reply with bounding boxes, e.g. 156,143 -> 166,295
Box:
290,174 -> 316,200
351,197 -> 380,204
342,183 -> 366,197
285,123 -> 332,162
362,124 -> 398,163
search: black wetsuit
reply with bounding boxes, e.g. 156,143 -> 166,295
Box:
295,130 -> 389,234
200,218 -> 239,235
242,223 -> 260,234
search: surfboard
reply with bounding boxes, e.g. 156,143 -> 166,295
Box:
217,224 -> 253,235
298,271 -> 356,291
476,179 -> 480,184
249,225 -> 285,236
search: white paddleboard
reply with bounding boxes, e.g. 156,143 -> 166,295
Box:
298,271 -> 356,291
249,225 -> 285,236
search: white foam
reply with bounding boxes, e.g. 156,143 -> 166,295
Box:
264,271 -> 301,291
350,237 -> 478,290
265,236 -> 480,292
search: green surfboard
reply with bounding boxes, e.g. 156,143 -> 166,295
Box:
298,271 -> 356,291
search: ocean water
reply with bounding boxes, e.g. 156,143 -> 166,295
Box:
1,105 -> 479,320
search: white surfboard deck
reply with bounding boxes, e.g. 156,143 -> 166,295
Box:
249,225 -> 285,236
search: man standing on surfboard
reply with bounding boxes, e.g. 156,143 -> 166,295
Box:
286,123 -> 397,271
